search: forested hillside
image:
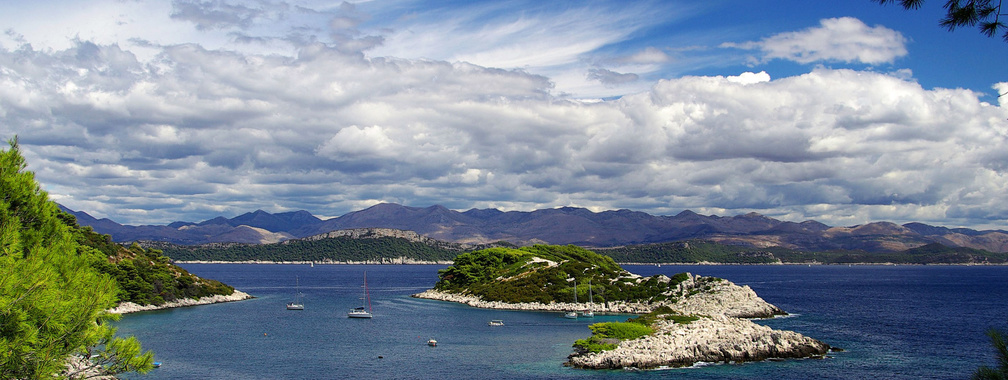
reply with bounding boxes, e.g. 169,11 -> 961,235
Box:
434,245 -> 691,304
594,240 -> 1008,264
148,231 -> 488,262
68,217 -> 236,306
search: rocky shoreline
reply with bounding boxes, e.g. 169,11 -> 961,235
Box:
412,274 -> 832,369
108,290 -> 254,314
412,274 -> 783,318
567,314 -> 831,369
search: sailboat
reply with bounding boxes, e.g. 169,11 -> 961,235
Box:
347,271 -> 373,318
581,278 -> 594,318
286,276 -> 304,310
563,278 -> 578,319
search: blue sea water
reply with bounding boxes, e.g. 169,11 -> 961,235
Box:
114,264 -> 1008,379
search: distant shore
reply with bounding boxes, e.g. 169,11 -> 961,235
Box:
108,290 -> 254,314
174,258 -> 453,265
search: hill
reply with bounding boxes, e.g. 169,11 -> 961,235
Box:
145,228 -> 505,263
64,203 -> 1008,253
65,214 -> 238,305
594,240 -> 1008,265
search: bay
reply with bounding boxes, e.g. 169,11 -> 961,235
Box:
114,264 -> 1008,379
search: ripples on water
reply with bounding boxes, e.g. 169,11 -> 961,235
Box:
114,264 -> 1008,379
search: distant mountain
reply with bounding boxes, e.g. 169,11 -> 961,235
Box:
60,203 -> 1008,253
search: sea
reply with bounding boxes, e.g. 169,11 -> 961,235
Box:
114,264 -> 1008,379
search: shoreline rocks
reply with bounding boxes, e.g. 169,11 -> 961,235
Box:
108,290 -> 254,314
411,274 -> 784,318
413,274 -> 832,369
566,314 -> 831,369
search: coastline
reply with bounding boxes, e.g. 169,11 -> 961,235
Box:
411,274 -> 783,318
413,274 -> 832,369
174,258 -> 452,265
108,289 -> 254,314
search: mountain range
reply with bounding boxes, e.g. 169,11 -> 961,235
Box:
60,203 -> 1008,253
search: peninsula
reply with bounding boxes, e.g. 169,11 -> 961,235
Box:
412,245 -> 833,369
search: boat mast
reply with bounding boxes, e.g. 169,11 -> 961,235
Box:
364,271 -> 372,313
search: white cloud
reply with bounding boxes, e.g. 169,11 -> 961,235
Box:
726,71 -> 770,85
2,2 -> 1007,230
724,17 -> 908,65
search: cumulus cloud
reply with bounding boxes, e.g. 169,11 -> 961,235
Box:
3,32 -> 1006,230
1,2 -> 1007,230
724,17 -> 908,65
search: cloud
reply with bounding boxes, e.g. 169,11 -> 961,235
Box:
626,47 -> 670,64
170,0 -> 266,30
726,71 -> 770,85
1,4 -> 1007,230
587,68 -> 639,86
4,30 -> 1006,230
723,17 -> 908,65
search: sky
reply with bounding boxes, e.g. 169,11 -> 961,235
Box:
1,0 -> 1006,229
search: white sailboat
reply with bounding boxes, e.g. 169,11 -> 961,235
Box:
563,279 -> 578,319
581,278 -> 594,318
347,271 -> 373,318
286,276 -> 304,310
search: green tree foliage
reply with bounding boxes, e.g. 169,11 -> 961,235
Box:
572,307 -> 697,354
973,328 -> 1008,380
74,230 -> 235,306
0,139 -> 152,379
434,245 -> 690,304
875,0 -> 1008,41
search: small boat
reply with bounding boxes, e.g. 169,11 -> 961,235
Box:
488,319 -> 504,326
286,276 -> 304,310
427,339 -> 437,347
152,362 -> 162,368
564,278 -> 578,319
348,271 -> 373,318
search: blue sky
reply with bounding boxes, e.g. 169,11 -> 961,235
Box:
0,0 -> 1006,229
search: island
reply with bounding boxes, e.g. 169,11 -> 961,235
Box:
412,244 -> 833,369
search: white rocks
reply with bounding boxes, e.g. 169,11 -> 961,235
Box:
107,290 -> 253,314
567,314 -> 830,369
413,273 -> 831,370
668,275 -> 785,318
411,289 -> 654,314
412,274 -> 783,318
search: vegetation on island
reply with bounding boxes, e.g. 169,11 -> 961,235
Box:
0,139 -> 153,378
434,245 -> 691,304
150,233 -> 475,263
594,240 -> 1008,265
572,306 -> 698,354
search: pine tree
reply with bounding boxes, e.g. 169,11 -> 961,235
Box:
973,328 -> 1008,380
0,138 -> 153,379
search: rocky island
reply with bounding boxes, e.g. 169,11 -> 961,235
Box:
412,245 -> 833,370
